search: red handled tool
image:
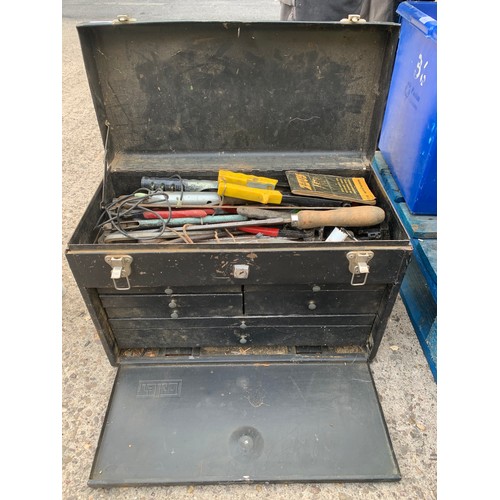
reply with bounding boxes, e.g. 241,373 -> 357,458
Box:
239,226 -> 281,237
238,226 -> 316,240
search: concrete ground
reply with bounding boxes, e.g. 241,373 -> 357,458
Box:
62,3 -> 437,499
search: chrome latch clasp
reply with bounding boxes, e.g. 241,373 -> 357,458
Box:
340,14 -> 367,24
105,255 -> 133,290
347,251 -> 374,286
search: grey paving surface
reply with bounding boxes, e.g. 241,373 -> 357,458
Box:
62,0 -> 280,21
62,3 -> 437,498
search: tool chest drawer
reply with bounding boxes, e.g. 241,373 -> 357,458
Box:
110,315 -> 374,349
100,292 -> 243,318
244,284 -> 385,315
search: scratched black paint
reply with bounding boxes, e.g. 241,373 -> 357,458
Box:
137,49 -> 351,151
80,22 -> 397,156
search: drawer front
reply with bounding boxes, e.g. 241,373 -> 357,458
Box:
110,315 -> 375,348
67,247 -> 411,288
97,285 -> 242,295
244,285 -> 385,315
101,293 -> 243,319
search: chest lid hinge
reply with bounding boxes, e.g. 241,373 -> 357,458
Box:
113,14 -> 136,23
340,14 -> 367,24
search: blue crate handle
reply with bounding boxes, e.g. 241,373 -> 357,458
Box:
397,2 -> 437,41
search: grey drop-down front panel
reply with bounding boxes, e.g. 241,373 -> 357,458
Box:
89,358 -> 400,486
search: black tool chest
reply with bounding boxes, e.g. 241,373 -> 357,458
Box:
66,18 -> 412,487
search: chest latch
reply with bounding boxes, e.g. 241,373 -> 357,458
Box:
105,255 -> 133,290
347,251 -> 374,286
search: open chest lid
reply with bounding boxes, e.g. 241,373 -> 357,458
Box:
77,20 -> 399,163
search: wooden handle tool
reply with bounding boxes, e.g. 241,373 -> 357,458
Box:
103,206 -> 385,242
237,206 -> 385,229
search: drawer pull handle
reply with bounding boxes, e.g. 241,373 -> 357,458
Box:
308,301 -> 317,310
168,300 -> 177,309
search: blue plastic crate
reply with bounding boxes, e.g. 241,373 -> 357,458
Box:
372,152 -> 436,240
372,151 -> 437,381
400,238 -> 437,381
379,1 -> 437,215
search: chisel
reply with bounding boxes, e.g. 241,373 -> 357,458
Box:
236,206 -> 385,229
140,206 -> 383,232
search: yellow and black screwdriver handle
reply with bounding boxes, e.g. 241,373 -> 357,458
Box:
217,170 -> 283,204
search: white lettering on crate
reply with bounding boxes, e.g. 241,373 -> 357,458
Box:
414,53 -> 429,87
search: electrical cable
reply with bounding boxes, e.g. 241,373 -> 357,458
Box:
95,182 -> 187,240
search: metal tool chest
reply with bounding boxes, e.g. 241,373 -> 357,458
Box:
65,18 -> 412,487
